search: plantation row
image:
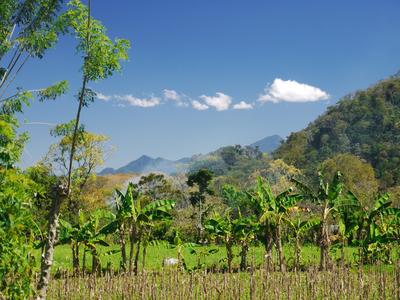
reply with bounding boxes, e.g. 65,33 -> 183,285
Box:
47,266 -> 400,300
52,170 -> 400,276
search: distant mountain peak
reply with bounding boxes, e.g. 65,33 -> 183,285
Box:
100,135 -> 282,175
136,154 -> 152,161
250,135 -> 283,153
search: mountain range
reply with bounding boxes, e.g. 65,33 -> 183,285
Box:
99,135 -> 283,175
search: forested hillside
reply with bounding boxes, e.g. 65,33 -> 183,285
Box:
275,75 -> 400,188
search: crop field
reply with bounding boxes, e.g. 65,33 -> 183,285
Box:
42,244 -> 400,299
48,266 -> 400,299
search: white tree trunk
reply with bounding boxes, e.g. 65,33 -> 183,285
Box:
36,185 -> 67,299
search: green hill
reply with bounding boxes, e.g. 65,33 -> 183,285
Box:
274,74 -> 400,188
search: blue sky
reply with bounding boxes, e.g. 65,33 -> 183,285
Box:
16,0 -> 400,169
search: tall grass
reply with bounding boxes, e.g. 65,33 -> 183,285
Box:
48,263 -> 400,299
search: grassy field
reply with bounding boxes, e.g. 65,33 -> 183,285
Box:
46,243 -> 365,273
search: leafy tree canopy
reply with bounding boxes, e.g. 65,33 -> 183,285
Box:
275,76 -> 400,189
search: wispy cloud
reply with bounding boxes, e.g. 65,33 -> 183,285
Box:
23,121 -> 57,126
115,95 -> 161,108
163,89 -> 188,107
96,93 -> 161,108
163,89 -> 180,101
199,92 -> 231,111
258,78 -> 329,103
191,100 -> 209,110
233,101 -> 253,110
96,92 -> 112,101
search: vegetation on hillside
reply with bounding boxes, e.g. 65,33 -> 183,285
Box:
275,76 -> 400,189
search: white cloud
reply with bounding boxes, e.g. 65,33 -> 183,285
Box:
191,100 -> 209,111
200,92 -> 231,111
233,101 -> 253,110
258,78 -> 329,103
163,89 -> 180,101
96,92 -> 112,101
96,92 -> 161,108
163,89 -> 188,107
115,95 -> 161,108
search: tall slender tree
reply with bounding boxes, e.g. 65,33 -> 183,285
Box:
187,168 -> 214,243
37,1 -> 129,298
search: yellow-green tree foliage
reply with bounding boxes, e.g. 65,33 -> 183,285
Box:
44,130 -> 111,220
320,153 -> 379,208
249,159 -> 301,194
386,186 -> 400,208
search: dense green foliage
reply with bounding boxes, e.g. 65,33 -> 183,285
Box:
275,76 -> 400,188
0,117 -> 36,298
0,1 -> 68,296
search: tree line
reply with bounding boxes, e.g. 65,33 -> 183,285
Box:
50,168 -> 400,277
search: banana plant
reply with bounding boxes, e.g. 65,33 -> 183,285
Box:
105,183 -> 176,274
188,247 -> 219,271
287,217 -> 320,271
249,177 -> 300,272
232,214 -> 258,271
334,191 -> 363,265
204,211 -> 235,272
292,172 -> 343,270
58,210 -> 113,274
168,231 -> 198,270
356,194 -> 400,264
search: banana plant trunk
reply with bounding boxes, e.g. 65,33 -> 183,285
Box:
240,242 -> 249,271
119,223 -> 127,271
294,235 -> 301,272
134,239 -> 141,275
264,225 -> 274,272
72,242 -> 80,276
128,224 -> 136,273
177,247 -> 184,270
142,245 -> 147,272
82,248 -> 87,275
226,240 -> 233,273
36,187 -> 66,300
91,248 -> 100,275
275,222 -> 286,272
319,203 -> 331,271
